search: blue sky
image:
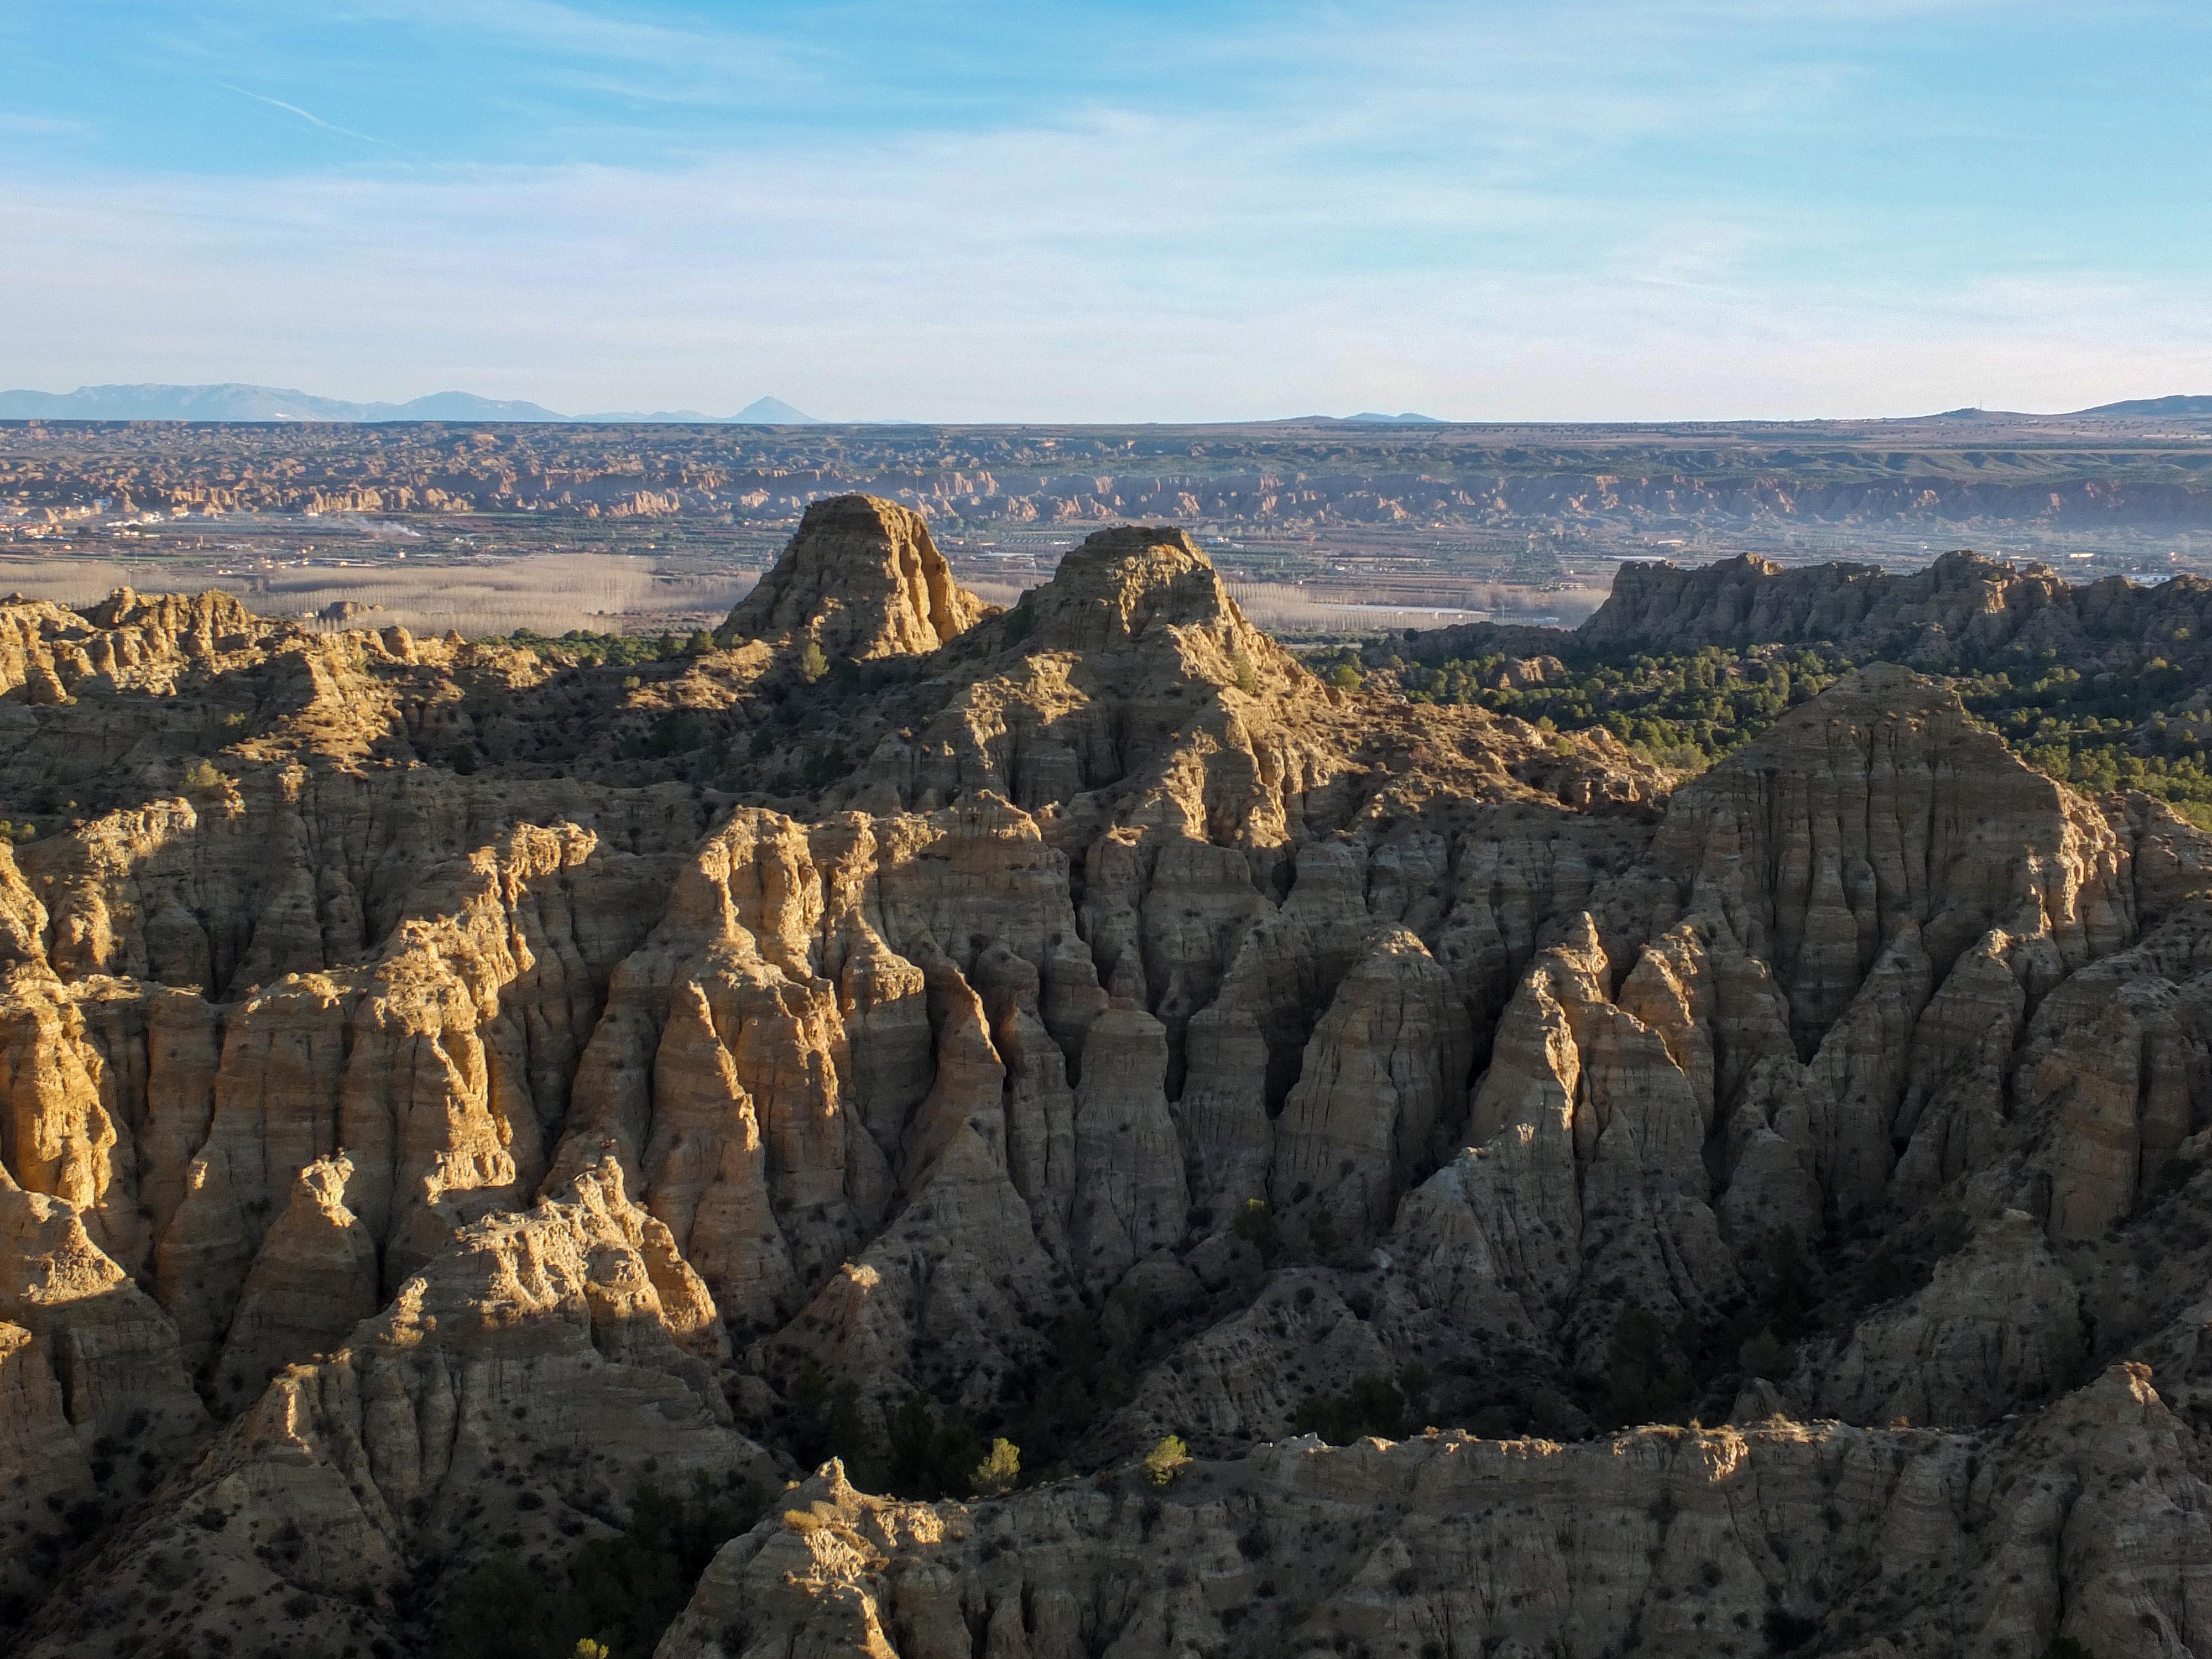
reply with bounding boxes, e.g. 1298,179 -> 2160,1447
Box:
2,1 -> 2205,420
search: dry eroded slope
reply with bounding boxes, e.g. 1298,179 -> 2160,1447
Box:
5,496 -> 2212,1659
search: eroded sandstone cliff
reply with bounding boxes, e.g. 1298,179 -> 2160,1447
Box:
661,1361 -> 2210,1659
1573,547 -> 2212,677
6,500 -> 2212,1658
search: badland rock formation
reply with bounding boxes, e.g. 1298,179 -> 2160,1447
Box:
5,500 -> 2212,1657
8,421 -> 2212,538
1585,547 -> 2212,671
1432,546 -> 2212,681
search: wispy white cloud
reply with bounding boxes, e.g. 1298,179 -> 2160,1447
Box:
337,0 -> 766,62
2,93 -> 2200,424
0,111 -> 91,135
3,0 -> 2199,417
217,82 -> 399,148
325,0 -> 813,103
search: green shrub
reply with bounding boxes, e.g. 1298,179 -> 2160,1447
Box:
644,709 -> 703,758
801,744 -> 852,789
797,641 -> 829,684
1295,1375 -> 1407,1444
439,1477 -> 760,1659
885,1394 -> 982,1500
507,629 -> 669,668
1142,1434 -> 1192,1487
1233,1198 -> 1285,1266
1602,1307 -> 1697,1428
970,1438 -> 1021,1498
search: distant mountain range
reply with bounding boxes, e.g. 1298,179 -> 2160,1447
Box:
0,384 -> 1439,426
1921,396 -> 2212,421
0,384 -> 822,424
1307,411 -> 1444,424
2076,394 -> 2212,417
3,383 -> 2206,427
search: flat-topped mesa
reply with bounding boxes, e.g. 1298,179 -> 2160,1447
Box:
717,493 -> 987,660
1578,547 -> 2212,671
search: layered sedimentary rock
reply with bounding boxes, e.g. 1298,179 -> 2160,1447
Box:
658,1363 -> 2210,1659
717,493 -> 988,660
1804,1208 -> 2085,1427
0,1169 -> 207,1451
1579,546 -> 2212,676
11,502 -> 2212,1657
15,1159 -> 775,1659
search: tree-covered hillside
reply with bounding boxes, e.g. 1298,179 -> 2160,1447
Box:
1319,637 -> 2212,826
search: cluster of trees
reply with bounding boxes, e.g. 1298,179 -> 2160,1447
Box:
781,1286 -> 1170,1501
785,1365 -> 1025,1502
1285,1222 -> 1985,1444
505,628 -> 713,666
1328,632 -> 2212,823
1956,660 -> 2212,826
439,1477 -> 760,1659
1338,642 -> 1846,771
1292,1365 -> 1435,1443
1000,1287 -> 1163,1473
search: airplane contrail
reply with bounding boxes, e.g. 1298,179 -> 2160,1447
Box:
217,82 -> 397,148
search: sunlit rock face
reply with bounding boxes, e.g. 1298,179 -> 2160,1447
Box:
8,502 -> 2212,1659
716,493 -> 987,661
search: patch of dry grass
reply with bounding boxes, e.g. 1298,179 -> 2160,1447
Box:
1224,580 -> 1604,635
0,554 -> 758,638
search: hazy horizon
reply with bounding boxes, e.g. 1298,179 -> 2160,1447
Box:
2,377 -> 2206,427
5,2 -> 2208,423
